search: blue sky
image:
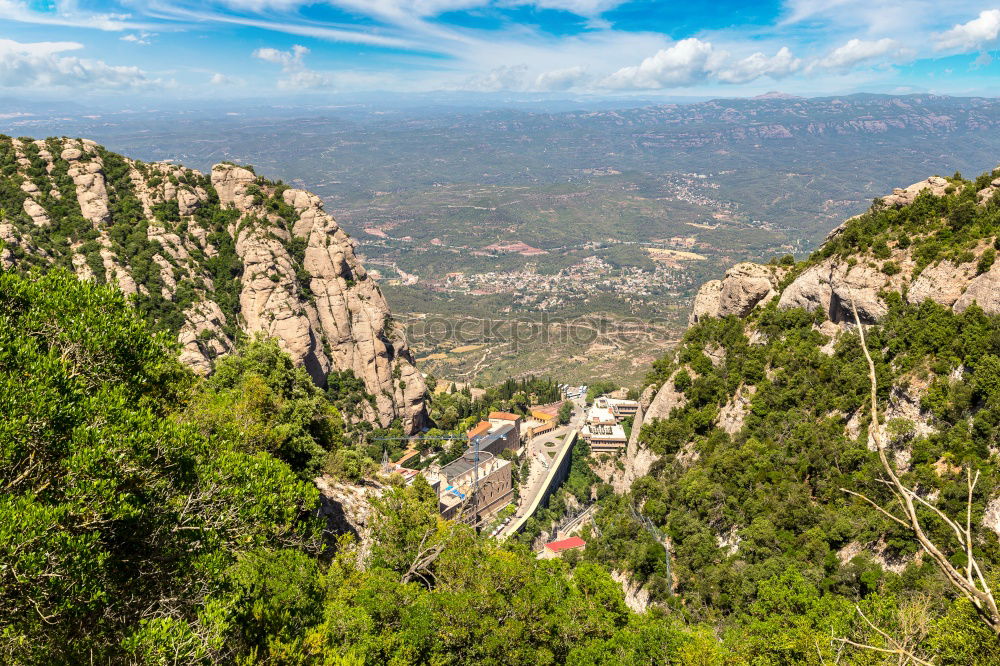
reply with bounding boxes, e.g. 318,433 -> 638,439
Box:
0,1 -> 999,99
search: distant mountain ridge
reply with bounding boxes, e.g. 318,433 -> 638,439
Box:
0,135 -> 426,432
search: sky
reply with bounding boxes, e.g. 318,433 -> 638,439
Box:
0,0 -> 999,100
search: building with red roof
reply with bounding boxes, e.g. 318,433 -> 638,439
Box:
543,536 -> 586,556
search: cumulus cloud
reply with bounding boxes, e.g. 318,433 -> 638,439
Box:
815,38 -> 901,70
253,44 -> 309,68
0,38 -> 155,90
463,64 -> 588,92
716,47 -> 800,84
936,9 -> 1000,51
464,64 -> 530,91
253,44 -> 332,89
526,0 -> 626,14
602,38 -> 720,89
602,39 -> 800,89
534,65 -> 588,90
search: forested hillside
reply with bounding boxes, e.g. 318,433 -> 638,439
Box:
6,155 -> 1000,663
583,167 -> 1000,663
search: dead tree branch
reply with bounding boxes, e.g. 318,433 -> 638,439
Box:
844,299 -> 1000,634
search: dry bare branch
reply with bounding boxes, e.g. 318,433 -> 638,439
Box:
845,299 -> 1000,634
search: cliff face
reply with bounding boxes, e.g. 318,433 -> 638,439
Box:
689,175 -> 1000,326
0,136 -> 426,432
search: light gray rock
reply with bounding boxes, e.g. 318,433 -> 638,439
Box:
778,262 -> 833,314
178,300 -> 233,375
881,176 -> 950,207
212,165 -> 427,432
907,260 -> 976,308
689,279 -> 722,324
954,260 -> 1000,315
717,384 -> 756,435
778,258 -> 888,323
22,197 -> 50,227
718,262 -> 780,318
689,263 -> 781,325
68,159 -> 110,225
644,368 -> 688,422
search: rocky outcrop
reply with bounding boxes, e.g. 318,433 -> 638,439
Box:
644,369 -> 688,422
717,384 -> 756,435
689,279 -> 722,324
718,263 -> 781,317
689,263 -> 782,324
881,176 -> 950,207
778,259 -> 890,323
212,164 -> 427,432
64,147 -> 111,226
907,260 -> 977,308
611,570 -> 651,613
177,300 -> 233,375
691,175 -> 1000,329
954,260 -> 1000,315
314,476 -> 384,562
0,136 -> 427,433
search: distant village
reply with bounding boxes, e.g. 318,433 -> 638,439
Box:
431,256 -> 697,312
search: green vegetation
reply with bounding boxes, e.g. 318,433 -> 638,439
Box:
0,265 -> 732,664
183,337 -> 346,479
587,299 -> 1000,660
817,171 -> 1000,274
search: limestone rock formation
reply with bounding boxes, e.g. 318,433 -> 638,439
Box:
907,260 -> 977,308
644,368 -> 688,422
0,135 -> 426,433
689,279 -> 722,324
881,176 -> 950,207
778,259 -> 890,323
689,262 -> 782,324
717,384 -> 756,435
954,260 -> 1000,315
688,174 -> 999,328
177,300 -> 233,375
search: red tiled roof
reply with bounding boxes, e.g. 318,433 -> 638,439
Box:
467,421 -> 491,438
489,411 -> 521,421
545,536 -> 586,553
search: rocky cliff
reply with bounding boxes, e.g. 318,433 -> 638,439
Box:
627,166 -> 1000,490
0,135 -> 426,432
689,174 -> 1000,326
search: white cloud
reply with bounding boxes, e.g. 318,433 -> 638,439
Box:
524,0 -> 626,14
209,72 -> 244,86
534,65 -> 587,90
253,44 -> 309,68
253,44 -> 332,89
230,0 -> 627,18
0,38 -> 155,90
0,0 -> 143,31
465,64 -> 530,91
716,47 -> 800,83
601,40 -> 800,89
936,9 -> 1000,51
602,38 -> 720,89
815,38 -> 900,70
278,69 -> 333,89
121,32 -> 155,46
